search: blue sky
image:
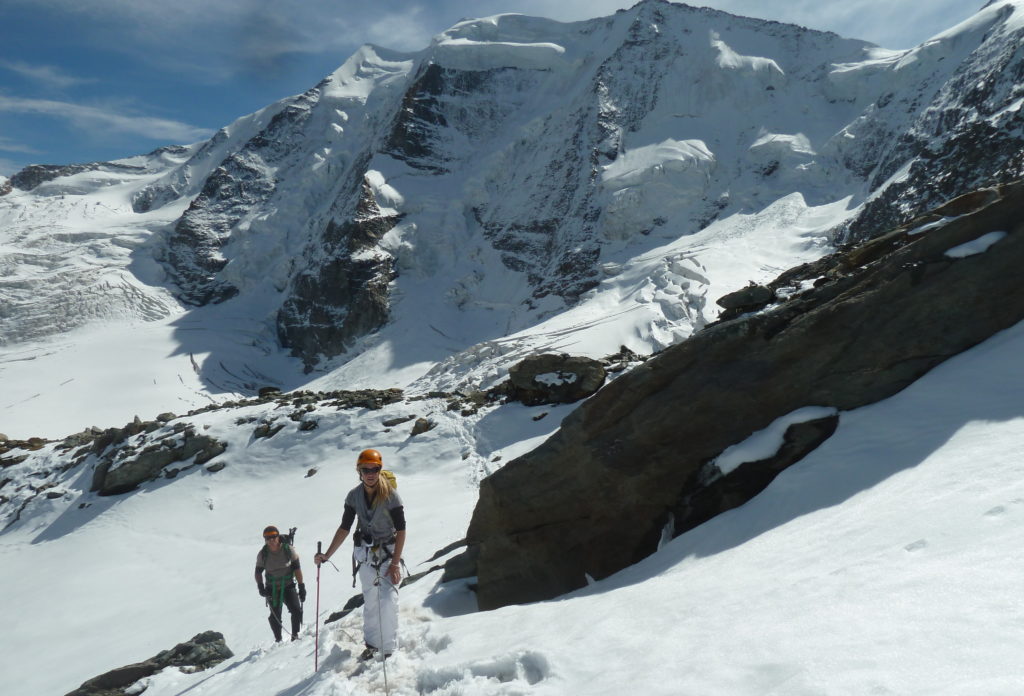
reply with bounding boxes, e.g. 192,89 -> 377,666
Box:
0,0 -> 984,177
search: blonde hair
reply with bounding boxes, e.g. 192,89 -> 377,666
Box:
358,464 -> 393,505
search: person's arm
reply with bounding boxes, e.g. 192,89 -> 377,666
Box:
294,566 -> 306,601
387,530 -> 406,585
316,525 -> 350,565
255,566 -> 266,595
291,547 -> 305,585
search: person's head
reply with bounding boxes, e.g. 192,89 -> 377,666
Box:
356,448 -> 392,503
263,525 -> 282,549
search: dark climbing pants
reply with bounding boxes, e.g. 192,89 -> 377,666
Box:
267,582 -> 302,641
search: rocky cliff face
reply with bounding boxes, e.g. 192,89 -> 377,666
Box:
462,179 -> 1024,609
4,1 -> 1024,375
140,0 -> 1024,369
837,2 -> 1024,243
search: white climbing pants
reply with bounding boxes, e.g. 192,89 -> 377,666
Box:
355,543 -> 399,653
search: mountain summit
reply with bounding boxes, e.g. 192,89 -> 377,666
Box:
1,0 -> 1023,425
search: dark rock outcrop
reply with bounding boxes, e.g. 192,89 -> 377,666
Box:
837,11 -> 1024,246
8,163 -> 137,191
92,428 -> 228,496
65,631 -> 232,696
715,283 -> 775,321
165,89 -> 321,306
672,414 -> 840,538
277,179 -> 400,370
506,354 -> 607,406
462,180 -> 1024,610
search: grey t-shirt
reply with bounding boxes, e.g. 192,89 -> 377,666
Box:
345,485 -> 404,543
255,544 -> 300,579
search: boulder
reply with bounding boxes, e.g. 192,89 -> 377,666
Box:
463,180 -> 1024,610
715,283 -> 774,310
65,631 -> 232,696
94,429 -> 229,496
506,354 -> 606,406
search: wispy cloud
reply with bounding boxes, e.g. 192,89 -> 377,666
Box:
0,136 -> 40,154
0,96 -> 213,142
0,60 -> 95,89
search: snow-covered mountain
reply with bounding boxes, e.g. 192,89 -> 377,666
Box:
4,0 -> 1024,441
3,2 -> 1024,694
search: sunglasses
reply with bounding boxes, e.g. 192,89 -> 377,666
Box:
359,466 -> 382,475
263,533 -> 279,540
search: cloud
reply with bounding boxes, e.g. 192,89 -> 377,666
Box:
0,136 -> 40,155
0,96 -> 213,142
0,60 -> 96,90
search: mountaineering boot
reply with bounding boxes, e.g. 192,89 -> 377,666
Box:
291,632 -> 298,641
359,646 -> 377,661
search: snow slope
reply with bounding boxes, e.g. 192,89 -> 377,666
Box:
3,297 -> 1023,696
3,3 -> 1024,694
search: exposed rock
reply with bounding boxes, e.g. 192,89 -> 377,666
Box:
253,422 -> 286,440
715,283 -> 775,320
165,89 -> 321,307
382,415 -> 416,427
506,354 -> 607,406
94,428 -> 229,496
10,164 -> 99,191
672,415 -> 840,538
410,418 -> 435,436
99,447 -> 178,496
837,18 -> 1024,246
65,631 -> 232,696
464,180 -> 1024,610
277,178 -> 401,370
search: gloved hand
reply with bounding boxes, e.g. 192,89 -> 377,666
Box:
298,583 -> 307,603
257,584 -> 267,597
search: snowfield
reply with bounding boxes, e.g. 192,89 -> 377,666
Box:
4,2 -> 1024,694
4,307 -> 1024,696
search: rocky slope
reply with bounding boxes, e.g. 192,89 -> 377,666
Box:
461,179 -> 1024,609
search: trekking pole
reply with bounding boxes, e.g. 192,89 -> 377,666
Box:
315,541 -> 322,673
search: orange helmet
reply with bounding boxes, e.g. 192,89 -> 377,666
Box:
356,448 -> 383,467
